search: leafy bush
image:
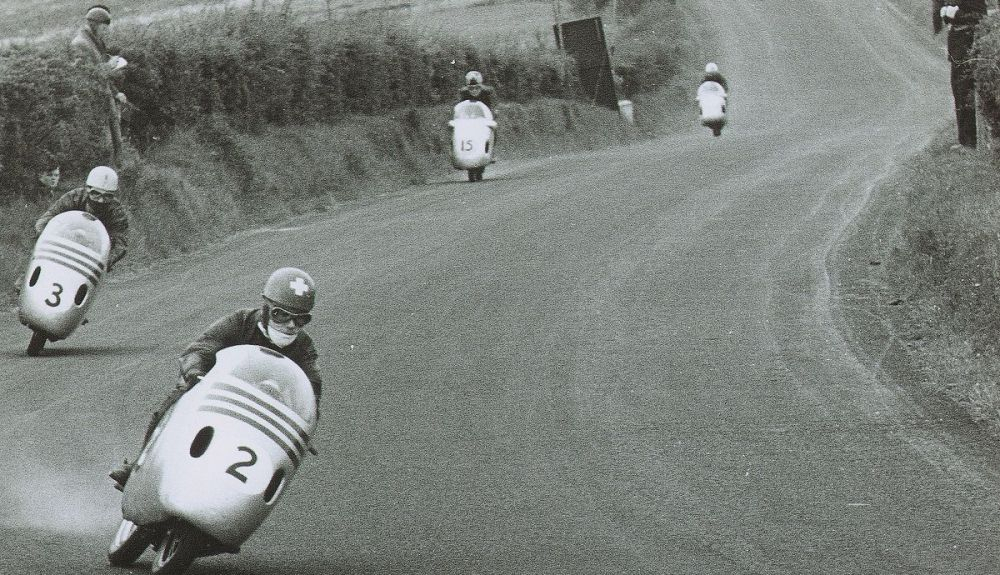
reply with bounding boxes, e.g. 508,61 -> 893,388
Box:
0,45 -> 108,198
110,11 -> 581,147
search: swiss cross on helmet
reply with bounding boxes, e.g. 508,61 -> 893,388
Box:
262,267 -> 316,314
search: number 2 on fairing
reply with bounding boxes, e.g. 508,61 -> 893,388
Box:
226,446 -> 258,483
461,139 -> 474,151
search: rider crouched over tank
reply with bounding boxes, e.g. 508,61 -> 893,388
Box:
460,70 -> 497,112
14,165 -> 128,298
110,267 -> 322,490
700,62 -> 728,93
36,165 -> 128,267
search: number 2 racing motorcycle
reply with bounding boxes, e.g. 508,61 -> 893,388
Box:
449,99 -> 497,182
107,345 -> 319,574
17,210 -> 111,356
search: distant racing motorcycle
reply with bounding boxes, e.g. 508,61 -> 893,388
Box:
107,345 -> 319,574
696,80 -> 728,137
449,100 -> 497,182
17,210 -> 112,356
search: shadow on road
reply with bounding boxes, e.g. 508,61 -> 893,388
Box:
0,343 -> 156,359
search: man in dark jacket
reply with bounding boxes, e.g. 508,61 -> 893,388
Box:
933,0 -> 988,149
71,5 -> 127,166
34,165 -> 128,265
110,267 -> 322,490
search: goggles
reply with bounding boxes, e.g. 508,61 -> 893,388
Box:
87,188 -> 115,201
270,305 -> 311,327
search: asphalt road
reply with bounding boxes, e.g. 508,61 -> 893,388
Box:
4,1 -> 1000,574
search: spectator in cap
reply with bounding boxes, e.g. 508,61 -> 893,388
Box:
71,4 -> 127,166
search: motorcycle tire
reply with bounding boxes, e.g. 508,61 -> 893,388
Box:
151,522 -> 200,575
26,330 -> 47,356
108,519 -> 155,566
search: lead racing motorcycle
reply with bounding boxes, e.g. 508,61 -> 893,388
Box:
107,345 -> 319,574
449,100 -> 497,182
17,210 -> 113,356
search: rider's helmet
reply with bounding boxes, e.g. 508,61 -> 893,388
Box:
86,5 -> 112,24
86,166 -> 118,192
262,267 -> 316,314
465,70 -> 483,85
705,62 -> 719,74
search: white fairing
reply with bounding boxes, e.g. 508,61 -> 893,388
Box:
697,81 -> 727,125
121,345 -> 318,548
449,100 -> 496,169
19,211 -> 110,339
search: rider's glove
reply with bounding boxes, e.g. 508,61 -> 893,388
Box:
178,371 -> 204,390
941,5 -> 959,22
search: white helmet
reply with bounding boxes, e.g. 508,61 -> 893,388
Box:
465,70 -> 483,85
705,62 -> 719,74
86,165 -> 118,192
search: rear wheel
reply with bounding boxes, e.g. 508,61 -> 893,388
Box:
26,330 -> 47,356
108,519 -> 155,566
151,523 -> 201,575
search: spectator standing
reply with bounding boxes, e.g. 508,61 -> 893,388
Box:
71,5 -> 128,166
933,0 -> 988,149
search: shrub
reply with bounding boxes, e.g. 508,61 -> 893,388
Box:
0,44 -> 108,199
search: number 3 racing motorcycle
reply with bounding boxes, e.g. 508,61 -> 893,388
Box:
107,345 -> 319,574
17,210 -> 112,356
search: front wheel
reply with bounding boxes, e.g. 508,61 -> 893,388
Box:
151,523 -> 201,575
26,330 -> 47,356
108,519 -> 155,566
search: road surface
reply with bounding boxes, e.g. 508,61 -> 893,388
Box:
3,1 -> 999,573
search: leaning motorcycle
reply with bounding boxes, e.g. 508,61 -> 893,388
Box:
449,100 -> 497,182
17,210 -> 111,356
696,80 -> 727,137
107,345 -> 319,574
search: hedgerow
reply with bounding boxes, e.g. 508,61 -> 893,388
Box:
111,12 -> 581,150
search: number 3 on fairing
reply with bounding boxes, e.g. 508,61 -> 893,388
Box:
226,446 -> 258,482
45,283 -> 64,307
461,139 -> 474,151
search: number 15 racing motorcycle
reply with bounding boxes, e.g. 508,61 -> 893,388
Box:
449,99 -> 497,182
107,345 -> 319,574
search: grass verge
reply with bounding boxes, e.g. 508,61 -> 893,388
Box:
833,130 -> 1000,435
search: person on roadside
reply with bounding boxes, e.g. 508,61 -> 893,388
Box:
34,165 -> 128,266
71,5 -> 128,166
38,166 -> 61,201
459,70 -> 496,112
933,0 -> 988,149
109,267 -> 323,490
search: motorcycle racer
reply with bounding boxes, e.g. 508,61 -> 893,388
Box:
459,70 -> 496,111
35,165 -> 128,266
110,267 -> 322,490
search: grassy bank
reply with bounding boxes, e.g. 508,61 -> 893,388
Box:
834,132 -> 1000,434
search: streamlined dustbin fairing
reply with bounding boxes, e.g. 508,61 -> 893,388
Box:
108,345 -> 318,574
18,210 -> 110,355
696,81 -> 728,137
449,100 -> 497,182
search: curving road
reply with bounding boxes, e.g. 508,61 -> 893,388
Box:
4,1 -> 1000,574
